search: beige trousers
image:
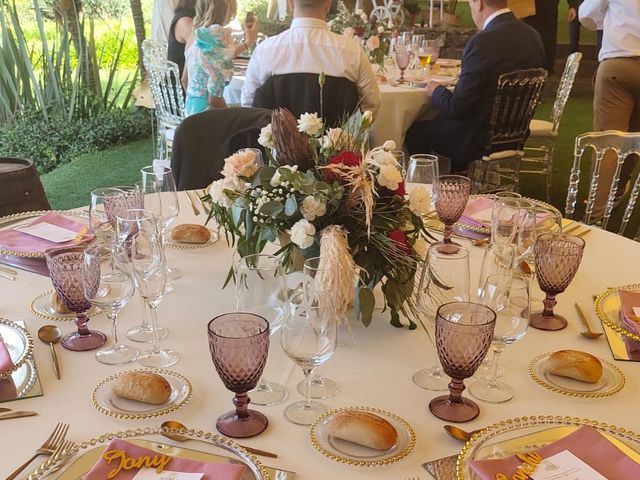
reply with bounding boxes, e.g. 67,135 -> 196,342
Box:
591,57 -> 640,216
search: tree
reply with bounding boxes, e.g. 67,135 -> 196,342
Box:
129,0 -> 145,73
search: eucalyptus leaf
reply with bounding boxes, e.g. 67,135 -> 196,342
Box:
284,195 -> 298,216
359,287 -> 375,327
260,201 -> 284,218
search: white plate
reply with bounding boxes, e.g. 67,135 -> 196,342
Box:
166,227 -> 219,249
30,290 -> 102,321
0,318 -> 33,380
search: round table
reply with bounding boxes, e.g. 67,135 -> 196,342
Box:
2,197 -> 639,479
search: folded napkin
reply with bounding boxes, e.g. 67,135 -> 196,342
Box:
0,335 -> 15,374
0,212 -> 93,255
618,289 -> 640,336
84,438 -> 246,480
460,197 -> 494,228
469,425 -> 640,480
0,377 -> 17,401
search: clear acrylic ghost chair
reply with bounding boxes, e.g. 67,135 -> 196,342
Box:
520,53 -> 582,201
142,39 -> 168,70
565,130 -> 640,239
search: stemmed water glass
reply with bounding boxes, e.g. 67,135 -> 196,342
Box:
89,188 -> 121,252
395,44 -> 413,84
281,292 -> 338,425
82,245 -> 138,365
406,154 -> 439,196
429,302 -> 496,422
530,233 -> 585,331
434,175 -> 471,253
208,312 -> 270,438
476,243 -> 516,299
235,254 -> 288,406
470,274 -> 529,403
414,244 -> 470,391
45,246 -> 107,351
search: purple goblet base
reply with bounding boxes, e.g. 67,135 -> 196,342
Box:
216,409 -> 268,438
435,240 -> 462,255
529,312 -> 568,331
429,394 -> 480,423
61,330 -> 107,351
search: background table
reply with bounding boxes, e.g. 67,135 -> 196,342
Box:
2,196 -> 639,479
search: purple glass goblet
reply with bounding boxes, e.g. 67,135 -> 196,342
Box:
429,302 -> 496,423
434,175 -> 471,254
45,246 -> 107,351
103,186 -> 144,228
208,312 -> 270,438
530,233 -> 585,331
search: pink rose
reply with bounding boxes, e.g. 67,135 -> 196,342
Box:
366,35 -> 380,51
222,150 -> 259,179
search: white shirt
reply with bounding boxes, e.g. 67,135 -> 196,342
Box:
483,8 -> 511,30
151,0 -> 177,42
579,0 -> 640,61
241,18 -> 381,113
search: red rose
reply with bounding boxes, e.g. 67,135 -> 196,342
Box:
326,151 -> 362,182
388,229 -> 410,254
379,181 -> 406,198
394,181 -> 406,196
354,26 -> 365,37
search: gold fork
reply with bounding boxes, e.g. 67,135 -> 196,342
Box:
6,422 -> 69,480
37,440 -> 76,476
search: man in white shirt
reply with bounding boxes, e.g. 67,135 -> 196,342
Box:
240,0 -> 381,114
580,0 -> 640,216
151,0 -> 178,42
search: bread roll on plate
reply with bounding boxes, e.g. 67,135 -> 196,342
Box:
326,411 -> 398,450
112,371 -> 172,404
546,350 -> 603,383
49,291 -> 71,314
171,224 -> 211,244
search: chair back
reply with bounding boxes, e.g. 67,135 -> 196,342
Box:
253,73 -> 360,128
0,158 -> 50,216
549,52 -> 582,133
565,130 -> 640,237
171,107 -> 272,190
146,60 -> 185,129
142,39 -> 168,70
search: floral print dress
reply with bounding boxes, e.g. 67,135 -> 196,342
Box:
184,25 -> 235,117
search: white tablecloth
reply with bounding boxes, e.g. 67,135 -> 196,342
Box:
2,197 -> 640,479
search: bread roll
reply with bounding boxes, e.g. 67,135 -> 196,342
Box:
326,411 -> 398,450
546,350 -> 603,383
49,291 -> 71,314
171,224 -> 211,244
112,371 -> 172,404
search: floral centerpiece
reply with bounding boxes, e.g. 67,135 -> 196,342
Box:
205,103 -> 433,329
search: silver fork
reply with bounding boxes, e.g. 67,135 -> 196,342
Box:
6,422 -> 69,480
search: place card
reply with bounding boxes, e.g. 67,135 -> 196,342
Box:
530,450 -> 607,480
16,222 -> 78,243
132,468 -> 204,480
632,307 -> 640,317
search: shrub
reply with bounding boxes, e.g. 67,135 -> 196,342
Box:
0,107 -> 151,173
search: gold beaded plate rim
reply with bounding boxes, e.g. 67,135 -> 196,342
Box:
25,427 -> 269,480
0,318 -> 34,380
165,227 -> 220,250
30,290 -> 103,322
0,209 -> 90,258
91,368 -> 193,420
455,415 -> 640,480
527,352 -> 625,398
309,406 -> 416,467
594,284 -> 640,342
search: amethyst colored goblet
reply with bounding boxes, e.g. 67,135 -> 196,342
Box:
208,312 -> 270,438
45,246 -> 107,351
530,233 -> 585,331
429,302 -> 496,423
103,186 -> 144,228
434,175 -> 471,254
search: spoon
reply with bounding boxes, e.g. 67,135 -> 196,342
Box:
38,325 -> 62,379
574,303 -> 604,339
160,420 -> 278,458
443,424 -> 483,442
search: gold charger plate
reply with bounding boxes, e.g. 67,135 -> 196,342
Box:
30,290 -> 103,322
528,352 -> 625,398
26,428 -> 272,480
309,406 -> 416,467
91,368 -> 192,419
166,227 -> 219,250
595,284 -> 640,342
456,415 -> 640,480
0,318 -> 34,380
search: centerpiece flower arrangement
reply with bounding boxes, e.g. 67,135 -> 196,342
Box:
204,104 -> 433,329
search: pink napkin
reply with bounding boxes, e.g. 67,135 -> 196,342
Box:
0,335 -> 15,374
84,439 -> 246,480
618,289 -> 640,335
0,377 -> 17,401
0,212 -> 93,255
460,197 -> 494,228
470,425 -> 640,480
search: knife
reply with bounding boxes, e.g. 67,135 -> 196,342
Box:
0,264 -> 17,275
0,270 -> 16,281
0,410 -> 38,420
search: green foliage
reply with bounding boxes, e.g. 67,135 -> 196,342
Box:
237,0 -> 290,36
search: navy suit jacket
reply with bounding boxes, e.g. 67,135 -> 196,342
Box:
429,12 -> 545,169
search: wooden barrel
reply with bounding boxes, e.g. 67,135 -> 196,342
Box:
0,158 -> 51,216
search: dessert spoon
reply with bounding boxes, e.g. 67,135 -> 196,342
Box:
574,303 -> 604,339
443,424 -> 483,442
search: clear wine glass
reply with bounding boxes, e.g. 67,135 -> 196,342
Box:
128,219 -> 179,367
490,198 -> 535,246
82,245 -> 138,365
235,254 -> 288,406
391,150 -> 406,172
208,312 -> 270,438
413,244 -> 470,391
45,246 -> 107,351
470,274 -> 529,403
434,175 -> 471,254
395,44 -> 413,84
89,187 -> 122,253
281,292 -> 338,425
429,302 -> 496,423
406,154 -> 439,196
115,209 -> 169,343
476,243 -> 516,299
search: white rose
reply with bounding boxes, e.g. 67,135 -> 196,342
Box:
377,163 -> 403,190
414,238 -> 428,259
408,186 -> 432,216
355,8 -> 363,15
372,149 -> 398,167
343,26 -> 355,38
222,150 -> 259,179
360,12 -> 368,21
208,177 -> 242,208
377,25 -> 385,33
321,127 -> 352,150
290,219 -> 316,249
366,35 -> 380,51
270,165 -> 298,187
297,112 -> 324,136
257,124 -> 274,149
363,110 -> 373,125
300,195 -> 327,221
383,140 -> 396,151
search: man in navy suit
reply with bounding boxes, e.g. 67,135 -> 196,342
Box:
406,0 -> 545,173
